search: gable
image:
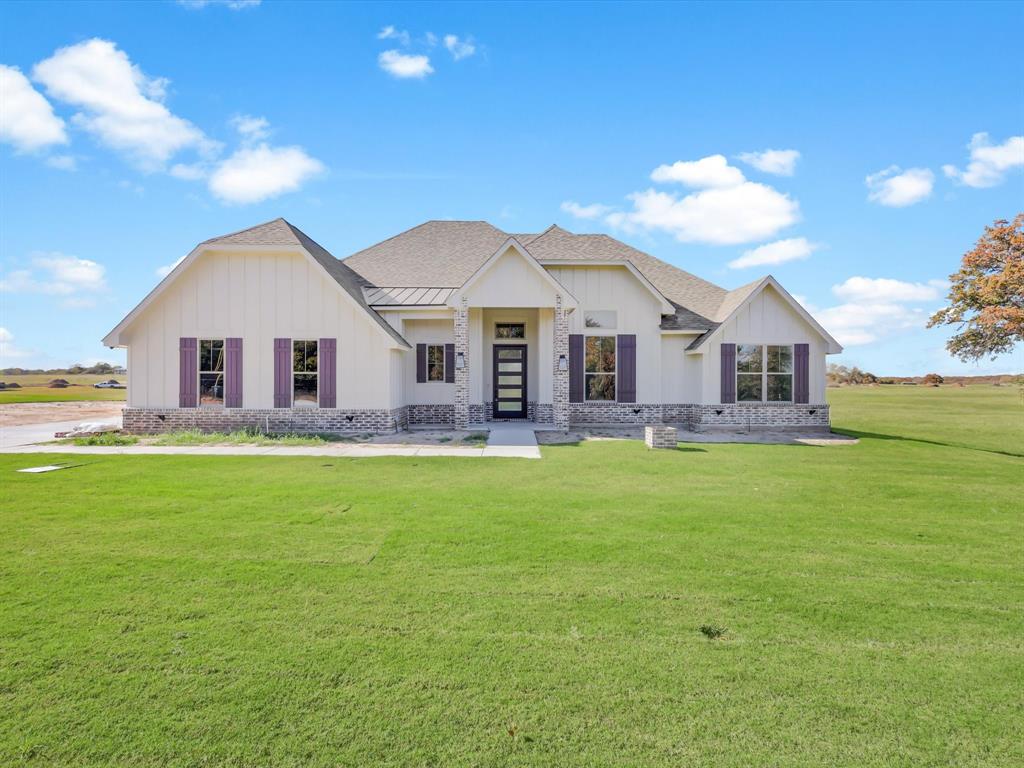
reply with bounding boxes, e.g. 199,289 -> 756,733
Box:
448,241 -> 577,309
688,280 -> 842,354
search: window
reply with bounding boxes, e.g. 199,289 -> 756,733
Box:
585,335 -> 616,401
736,344 -> 793,402
292,339 -> 318,407
427,344 -> 445,382
495,323 -> 525,339
584,310 -> 617,329
199,339 -> 224,406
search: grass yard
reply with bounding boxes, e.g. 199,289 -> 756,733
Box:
1,387 -> 1022,766
0,374 -> 127,404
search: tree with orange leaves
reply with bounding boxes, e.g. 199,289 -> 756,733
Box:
928,214 -> 1024,361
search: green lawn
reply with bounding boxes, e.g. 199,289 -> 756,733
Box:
0,374 -> 126,403
1,387 -> 1022,766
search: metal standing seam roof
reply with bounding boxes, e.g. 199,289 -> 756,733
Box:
362,287 -> 457,306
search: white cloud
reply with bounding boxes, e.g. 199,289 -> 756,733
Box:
443,34 -> 476,60
865,165 -> 934,207
169,162 -> 206,180
942,132 -> 1024,188
0,253 -> 107,307
728,237 -> 818,269
0,326 -> 33,362
156,255 -> 186,277
832,276 -> 945,303
178,0 -> 261,9
736,148 -> 800,176
32,38 -> 215,169
45,154 -> 77,171
0,64 -> 68,152
814,302 -> 928,346
378,50 -> 433,79
561,200 -> 612,220
208,143 -> 324,204
230,114 -> 270,143
650,154 -> 745,188
607,182 -> 799,245
377,26 -> 411,46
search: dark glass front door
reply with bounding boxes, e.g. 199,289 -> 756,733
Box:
492,345 -> 527,419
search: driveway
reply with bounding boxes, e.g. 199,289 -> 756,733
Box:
0,402 -> 124,448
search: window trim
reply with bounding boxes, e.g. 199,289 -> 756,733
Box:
583,333 -> 617,402
425,343 -> 446,383
197,338 -> 226,408
292,338 -> 319,408
735,343 -> 794,403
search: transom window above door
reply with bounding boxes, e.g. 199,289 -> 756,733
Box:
736,344 -> 793,402
495,323 -> 525,339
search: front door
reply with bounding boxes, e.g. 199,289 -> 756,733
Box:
493,345 -> 527,419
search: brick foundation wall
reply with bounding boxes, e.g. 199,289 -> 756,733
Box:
407,404 -> 455,426
122,407 -> 403,435
568,402 -> 830,429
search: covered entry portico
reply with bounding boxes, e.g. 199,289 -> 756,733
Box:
449,238 -> 575,430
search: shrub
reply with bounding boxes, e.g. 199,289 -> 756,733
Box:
922,373 -> 944,386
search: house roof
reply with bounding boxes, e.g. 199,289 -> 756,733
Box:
342,221 -> 742,330
104,218 -> 410,349
363,286 -> 457,306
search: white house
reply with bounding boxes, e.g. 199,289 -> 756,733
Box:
103,218 -> 842,433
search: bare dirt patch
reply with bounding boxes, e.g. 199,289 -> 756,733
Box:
0,401 -> 125,427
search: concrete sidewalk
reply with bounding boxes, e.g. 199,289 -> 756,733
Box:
2,441 -> 541,459
0,419 -> 122,449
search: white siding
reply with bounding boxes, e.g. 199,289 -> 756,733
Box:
125,249 -> 396,409
400,319 -> 456,405
463,248 -> 560,307
546,265 -> 664,402
698,284 -> 829,404
660,334 -> 702,403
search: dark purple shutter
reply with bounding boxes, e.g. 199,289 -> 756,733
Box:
225,337 -> 242,408
617,334 -> 636,403
274,338 -> 291,408
794,343 -> 810,403
444,343 -> 455,383
569,334 -> 584,403
319,337 -> 337,408
178,337 -> 197,408
416,344 -> 427,383
720,343 -> 736,404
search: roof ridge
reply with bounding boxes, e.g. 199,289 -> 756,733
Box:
340,219 -> 506,264
202,217 -> 295,245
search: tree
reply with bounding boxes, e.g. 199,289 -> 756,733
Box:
922,373 -> 944,386
928,214 -> 1024,361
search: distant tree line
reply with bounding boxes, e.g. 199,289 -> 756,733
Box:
1,362 -> 124,376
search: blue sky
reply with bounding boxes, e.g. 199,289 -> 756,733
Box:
1,0 -> 1022,375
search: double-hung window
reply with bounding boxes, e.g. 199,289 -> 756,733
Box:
426,344 -> 445,382
198,339 -> 224,406
736,344 -> 793,402
584,335 -> 616,401
293,340 -> 318,407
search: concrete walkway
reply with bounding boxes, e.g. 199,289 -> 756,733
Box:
0,419 -> 119,449
2,440 -> 542,460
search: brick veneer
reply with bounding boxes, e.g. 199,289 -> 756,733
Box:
552,295 -> 570,430
645,425 -> 678,449
568,402 -> 830,429
407,404 -> 455,426
453,298 -> 469,429
122,407 -> 406,435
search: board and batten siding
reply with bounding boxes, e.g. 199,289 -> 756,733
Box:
699,284 -> 828,404
545,265 -> 664,402
125,249 -> 396,409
